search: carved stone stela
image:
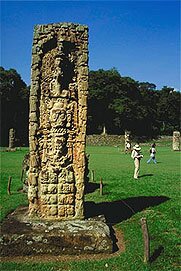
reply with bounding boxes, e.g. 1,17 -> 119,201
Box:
29,23 -> 88,220
173,131 -> 180,151
124,130 -> 131,153
9,128 -> 15,149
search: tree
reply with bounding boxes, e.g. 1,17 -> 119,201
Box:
88,69 -> 156,136
110,76 -> 142,134
88,69 -> 180,137
0,67 -> 29,146
1,66 -> 179,144
87,68 -> 122,134
157,86 -> 180,135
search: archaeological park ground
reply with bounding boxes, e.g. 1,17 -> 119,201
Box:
0,23 -> 180,271
0,137 -> 180,271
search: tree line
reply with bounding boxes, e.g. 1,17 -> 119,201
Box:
0,66 -> 180,146
0,67 -> 29,146
87,68 -> 180,137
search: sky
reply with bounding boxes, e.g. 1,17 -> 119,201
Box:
1,0 -> 180,90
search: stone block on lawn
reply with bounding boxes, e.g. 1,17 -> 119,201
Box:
0,207 -> 113,256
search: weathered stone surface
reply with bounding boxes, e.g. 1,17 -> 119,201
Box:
8,128 -> 15,149
124,130 -> 131,153
0,207 -> 113,256
86,135 -> 125,146
29,23 -> 89,220
173,131 -> 180,151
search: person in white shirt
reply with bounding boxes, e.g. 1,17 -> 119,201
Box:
131,144 -> 143,179
125,141 -> 131,154
147,143 -> 157,164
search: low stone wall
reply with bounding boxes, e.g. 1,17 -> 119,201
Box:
86,135 -> 173,146
86,135 -> 125,146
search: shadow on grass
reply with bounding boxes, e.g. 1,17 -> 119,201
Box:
85,182 -> 100,194
84,196 -> 170,225
150,245 -> 164,263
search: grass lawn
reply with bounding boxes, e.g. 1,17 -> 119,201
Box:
0,144 -> 180,271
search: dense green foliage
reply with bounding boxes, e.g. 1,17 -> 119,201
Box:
88,68 -> 180,136
0,67 -> 29,146
0,67 -> 180,146
1,144 -> 180,270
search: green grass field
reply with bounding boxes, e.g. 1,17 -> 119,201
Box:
0,144 -> 180,271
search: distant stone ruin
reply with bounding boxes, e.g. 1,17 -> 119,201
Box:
8,128 -> 15,149
28,23 -> 89,220
124,130 -> 131,153
173,131 -> 180,151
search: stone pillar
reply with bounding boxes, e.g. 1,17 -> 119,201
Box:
173,131 -> 180,151
9,128 -> 15,149
28,23 -> 89,220
124,130 -> 131,153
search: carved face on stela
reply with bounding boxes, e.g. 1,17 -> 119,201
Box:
50,100 -> 67,128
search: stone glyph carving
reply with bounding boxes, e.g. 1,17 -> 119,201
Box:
9,128 -> 15,149
173,131 -> 180,151
124,130 -> 131,153
29,23 -> 88,220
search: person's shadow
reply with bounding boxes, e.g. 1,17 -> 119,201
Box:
84,196 -> 170,225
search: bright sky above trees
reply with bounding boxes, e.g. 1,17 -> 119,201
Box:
1,0 -> 180,90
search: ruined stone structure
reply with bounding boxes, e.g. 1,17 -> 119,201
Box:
29,23 -> 89,220
173,131 -> 180,151
124,130 -> 131,153
8,128 -> 15,149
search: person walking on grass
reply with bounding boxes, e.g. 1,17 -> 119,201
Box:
125,141 -> 131,154
131,144 -> 143,179
147,143 -> 157,164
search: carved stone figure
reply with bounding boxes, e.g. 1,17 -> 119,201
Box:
173,131 -> 180,151
124,130 -> 131,153
29,23 -> 89,220
9,128 -> 15,149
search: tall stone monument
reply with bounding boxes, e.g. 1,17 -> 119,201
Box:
29,23 -> 89,220
124,130 -> 131,153
8,128 -> 15,149
1,23 -> 114,256
173,131 -> 180,151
